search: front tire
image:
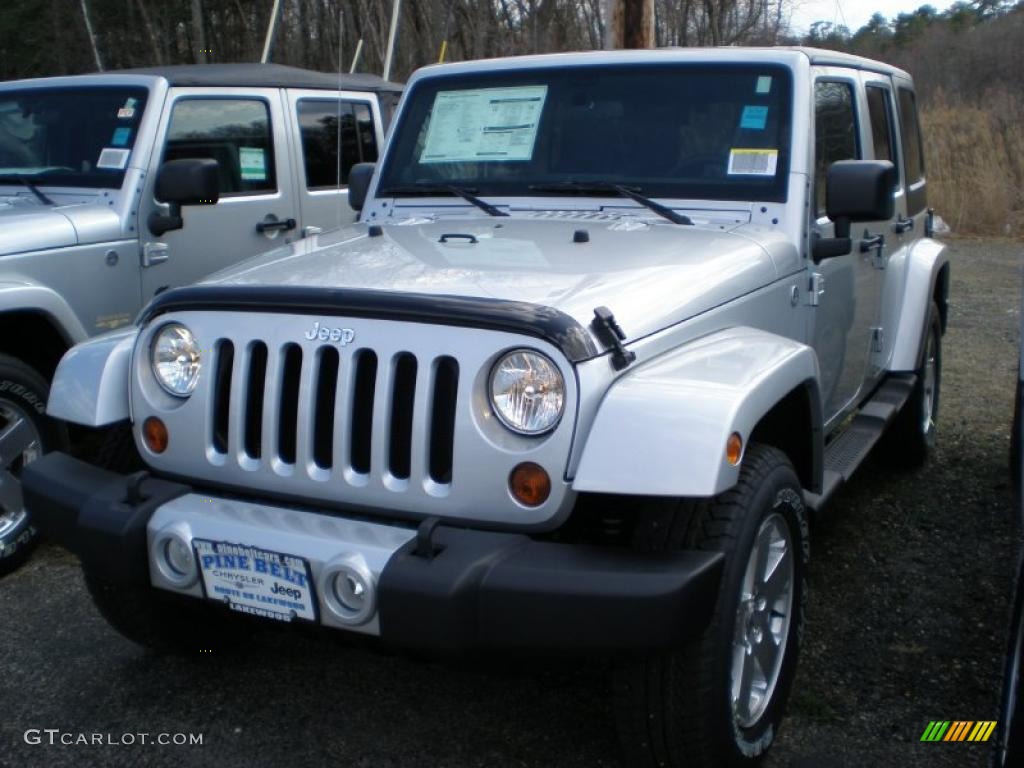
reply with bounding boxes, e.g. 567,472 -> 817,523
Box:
614,444 -> 809,767
0,354 -> 67,576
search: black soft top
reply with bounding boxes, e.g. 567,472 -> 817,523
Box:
106,63 -> 403,94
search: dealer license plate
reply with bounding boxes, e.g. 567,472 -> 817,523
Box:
194,539 -> 317,622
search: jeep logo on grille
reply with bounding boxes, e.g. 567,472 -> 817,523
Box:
304,321 -> 355,345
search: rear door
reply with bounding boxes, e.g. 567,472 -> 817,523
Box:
139,87 -> 299,300
285,90 -> 384,235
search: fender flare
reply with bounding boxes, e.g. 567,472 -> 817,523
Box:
888,237 -> 949,372
0,281 -> 89,345
572,327 -> 821,498
46,326 -> 137,427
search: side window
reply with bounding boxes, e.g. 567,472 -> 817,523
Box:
865,86 -> 897,170
297,99 -> 378,189
897,87 -> 927,212
163,98 -> 276,195
814,81 -> 859,217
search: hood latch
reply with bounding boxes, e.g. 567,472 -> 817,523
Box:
591,306 -> 636,371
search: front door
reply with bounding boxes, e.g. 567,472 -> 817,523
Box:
810,73 -> 885,427
139,88 -> 299,300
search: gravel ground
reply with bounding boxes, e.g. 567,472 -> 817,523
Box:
1,237 -> 1020,768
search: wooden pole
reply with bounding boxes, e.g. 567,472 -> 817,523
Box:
603,0 -> 655,49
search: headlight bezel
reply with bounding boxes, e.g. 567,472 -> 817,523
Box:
150,322 -> 202,397
488,348 -> 566,436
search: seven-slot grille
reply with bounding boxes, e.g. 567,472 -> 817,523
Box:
208,338 -> 459,487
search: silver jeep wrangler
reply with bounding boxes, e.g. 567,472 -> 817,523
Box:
0,63 -> 399,571
25,47 -> 948,768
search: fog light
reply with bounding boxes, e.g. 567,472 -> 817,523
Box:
151,529 -> 198,588
319,555 -> 376,626
726,432 -> 743,466
509,462 -> 551,507
333,572 -> 367,613
165,537 -> 194,577
143,417 -> 168,454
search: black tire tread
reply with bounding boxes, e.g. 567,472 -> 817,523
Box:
614,445 -> 803,768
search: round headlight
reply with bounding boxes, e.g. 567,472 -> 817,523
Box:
489,350 -> 565,435
151,323 -> 201,396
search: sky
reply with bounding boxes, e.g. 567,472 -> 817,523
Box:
788,0 -> 935,34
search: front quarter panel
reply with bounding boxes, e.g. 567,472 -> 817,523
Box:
572,327 -> 820,497
47,327 -> 138,426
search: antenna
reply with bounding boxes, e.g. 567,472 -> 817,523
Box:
342,8 -> 350,231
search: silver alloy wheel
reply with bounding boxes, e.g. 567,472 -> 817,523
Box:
731,511 -> 795,728
922,326 -> 938,435
0,401 -> 42,540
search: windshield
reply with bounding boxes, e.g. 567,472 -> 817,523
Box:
378,63 -> 793,204
0,86 -> 148,189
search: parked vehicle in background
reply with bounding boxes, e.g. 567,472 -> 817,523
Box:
0,63 -> 401,574
994,333 -> 1024,766
25,48 -> 947,768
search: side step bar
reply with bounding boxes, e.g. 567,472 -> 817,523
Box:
804,374 -> 917,512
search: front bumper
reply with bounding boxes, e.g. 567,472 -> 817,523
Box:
24,453 -> 724,653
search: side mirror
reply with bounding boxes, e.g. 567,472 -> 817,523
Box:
347,162 -> 376,212
148,158 -> 220,236
813,160 -> 896,263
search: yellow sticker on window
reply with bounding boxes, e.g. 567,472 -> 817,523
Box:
727,148 -> 778,176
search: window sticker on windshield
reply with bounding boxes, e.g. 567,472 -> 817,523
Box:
727,148 -> 778,176
239,147 -> 267,181
96,148 -> 130,170
420,85 -> 547,164
740,106 -> 769,130
110,126 -> 131,147
756,76 -> 772,94
116,107 -> 135,119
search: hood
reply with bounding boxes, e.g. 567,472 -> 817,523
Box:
204,216 -> 789,344
0,197 -> 122,256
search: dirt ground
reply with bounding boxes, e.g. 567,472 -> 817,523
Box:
0,237 -> 1021,768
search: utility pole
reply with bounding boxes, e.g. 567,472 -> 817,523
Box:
603,0 -> 655,49
382,0 -> 402,81
79,0 -> 103,71
261,0 -> 284,63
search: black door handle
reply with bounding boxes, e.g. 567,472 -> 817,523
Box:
256,217 -> 296,234
893,215 -> 914,234
859,233 -> 884,253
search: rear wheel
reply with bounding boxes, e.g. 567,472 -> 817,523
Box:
614,444 -> 809,767
0,355 -> 67,576
881,300 -> 941,468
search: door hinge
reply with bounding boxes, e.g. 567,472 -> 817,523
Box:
141,242 -> 169,267
872,327 -> 885,353
808,272 -> 825,307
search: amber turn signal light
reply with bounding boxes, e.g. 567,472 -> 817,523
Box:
143,417 -> 169,454
726,432 -> 743,466
509,462 -> 551,507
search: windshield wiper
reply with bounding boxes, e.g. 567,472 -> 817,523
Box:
378,182 -> 508,217
529,182 -> 692,225
0,175 -> 53,206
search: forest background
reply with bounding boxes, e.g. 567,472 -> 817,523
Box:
1,0 -> 1021,234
